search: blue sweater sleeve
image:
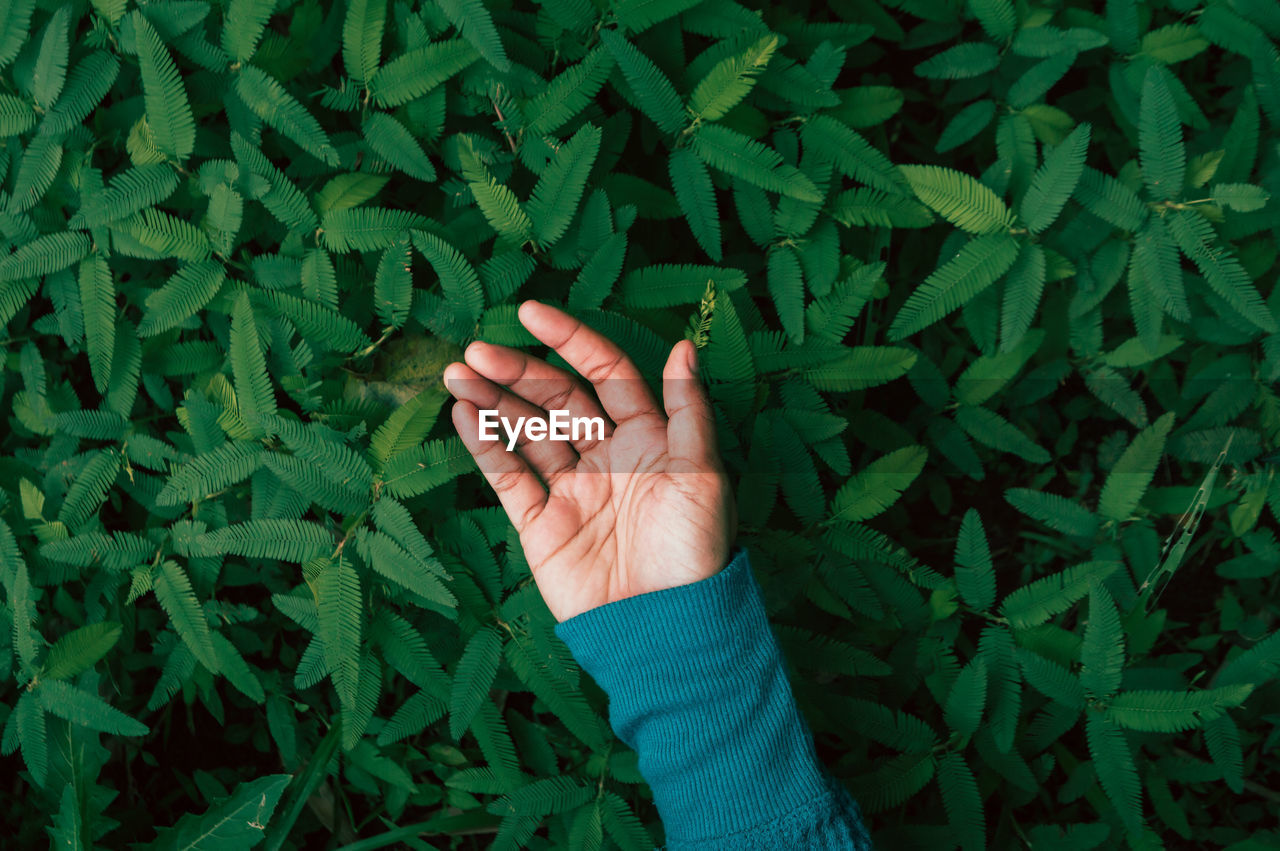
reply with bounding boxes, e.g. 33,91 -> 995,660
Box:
553,548 -> 873,850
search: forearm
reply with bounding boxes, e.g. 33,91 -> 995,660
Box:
555,548 -> 872,849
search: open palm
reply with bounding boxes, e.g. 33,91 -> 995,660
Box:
443,301 -> 734,622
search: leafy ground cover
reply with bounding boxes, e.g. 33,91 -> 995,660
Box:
1,0 -> 1278,848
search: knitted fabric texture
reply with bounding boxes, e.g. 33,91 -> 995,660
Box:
555,548 -> 874,850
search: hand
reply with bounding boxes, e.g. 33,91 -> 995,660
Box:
442,301 -> 735,622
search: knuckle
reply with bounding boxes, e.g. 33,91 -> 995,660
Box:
543,383 -> 577,412
585,351 -> 626,384
492,469 -> 526,493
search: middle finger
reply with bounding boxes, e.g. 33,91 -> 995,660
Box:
463,340 -> 616,450
443,361 -> 580,485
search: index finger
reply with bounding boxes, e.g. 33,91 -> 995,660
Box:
517,301 -> 662,426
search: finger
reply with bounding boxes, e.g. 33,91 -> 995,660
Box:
462,340 -> 614,449
451,400 -> 547,534
662,340 -> 720,471
443,362 -> 579,485
517,300 -> 662,426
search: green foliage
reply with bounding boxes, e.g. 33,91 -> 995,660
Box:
1,0 -> 1278,848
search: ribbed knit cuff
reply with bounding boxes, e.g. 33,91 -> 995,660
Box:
554,548 -> 833,846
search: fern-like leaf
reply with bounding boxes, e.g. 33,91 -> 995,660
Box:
1074,166 -> 1147,231
316,555 -> 362,711
1004,487 -> 1098,537
411,230 -> 485,327
899,164 -> 1013,234
154,558 -> 220,673
916,42 -> 1000,79
235,66 -> 339,166
41,530 -> 151,571
42,622 -> 121,681
435,0 -> 509,71
1215,629 -> 1280,688
600,29 -> 685,135
158,442 -> 263,506
370,498 -> 444,575
888,234 -> 1021,339
937,752 -> 985,851
221,0 -> 276,64
133,12 -> 195,162
944,658 -> 988,736
955,405 -> 1050,464
827,187 -> 933,228
256,290 -> 372,353
319,206 -> 428,253
999,560 -> 1118,628
936,99 -> 997,153
524,47 -> 613,136
1204,714 -> 1244,793
78,254 -> 115,393
57,449 -> 120,530
691,124 -> 821,202
41,48 -> 118,136
803,345 -> 916,392
1085,713 -> 1142,833
363,112 -> 435,181
368,39 -> 478,108
0,231 -> 90,279
378,688 -> 447,745
0,93 -> 35,137
970,0 -> 1016,41
30,4 -> 69,111
1021,122 -> 1090,233
138,260 -> 225,337
449,626 -> 503,739
342,0 -> 385,84
356,528 -> 455,609
230,291 -> 277,432
614,0 -> 701,32
954,508 -> 995,611
381,438 -> 472,498
369,390 -> 446,472
1017,647 -> 1085,708
458,139 -> 533,244
1081,582 -> 1124,700
767,244 -> 804,343
687,34 -> 777,124
802,115 -> 904,193
13,690 -> 47,786
71,163 -> 178,230
1166,210 -> 1277,333
570,231 -> 628,311
116,208 -> 211,260
1139,65 -> 1185,200
37,679 -> 149,737
618,264 -> 745,309
232,131 -> 319,230
8,136 -> 61,213
1107,684 -> 1253,732
489,776 -> 593,817
1097,411 -> 1173,522
193,519 -> 333,561
999,242 -> 1046,352
527,124 -> 602,247
374,235 -> 412,329
829,445 -> 927,522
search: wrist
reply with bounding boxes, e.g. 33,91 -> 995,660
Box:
554,548 -> 831,845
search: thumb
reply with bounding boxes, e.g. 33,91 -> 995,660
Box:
662,339 -> 719,470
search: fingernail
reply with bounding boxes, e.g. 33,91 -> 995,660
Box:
686,342 -> 698,374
